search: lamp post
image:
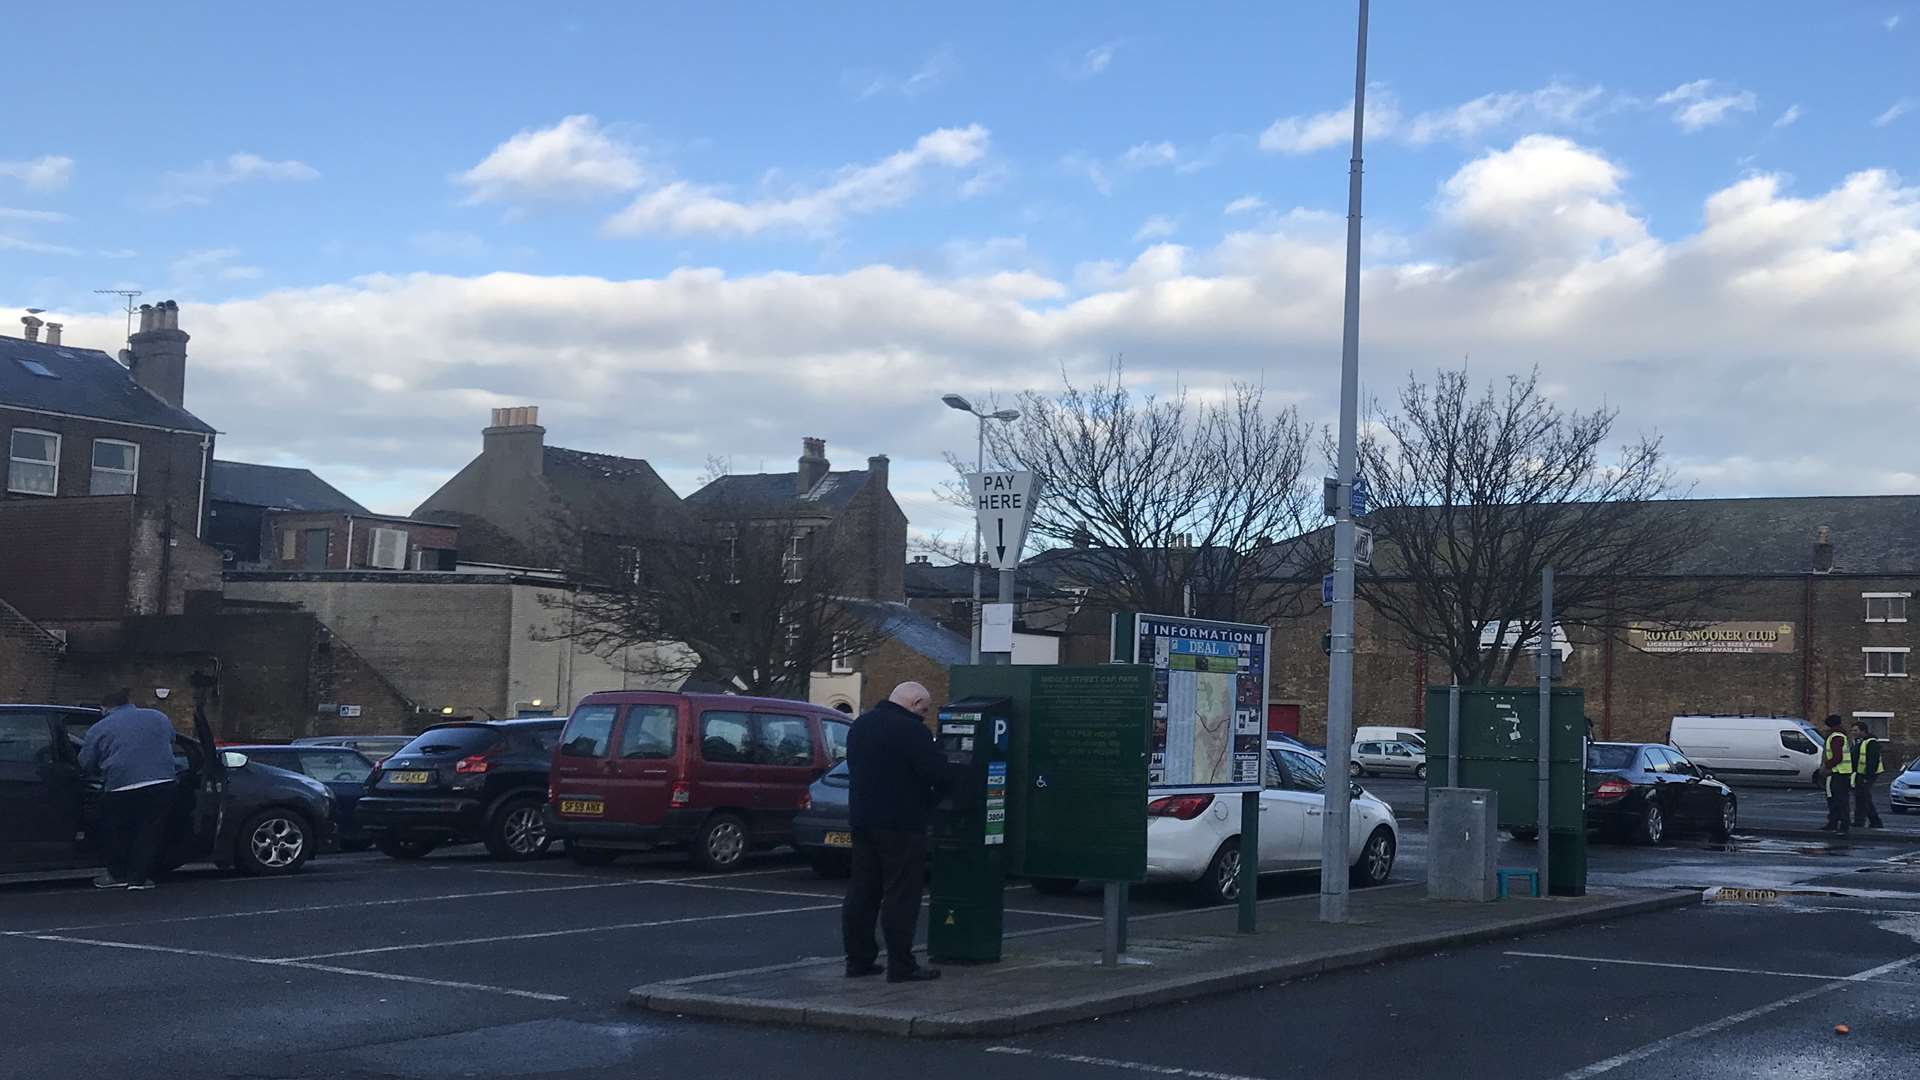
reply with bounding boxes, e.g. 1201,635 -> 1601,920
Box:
943,393 -> 1021,664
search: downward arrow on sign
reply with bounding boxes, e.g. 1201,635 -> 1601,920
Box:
996,518 -> 1007,563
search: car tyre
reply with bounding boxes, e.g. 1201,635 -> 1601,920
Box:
1029,877 -> 1080,896
1710,797 -> 1737,841
484,795 -> 552,861
1636,800 -> 1667,845
1349,761 -> 1365,777
1509,826 -> 1538,842
235,808 -> 313,876
1414,763 -> 1429,781
1893,806 -> 1908,815
1195,838 -> 1244,906
1350,827 -> 1396,888
693,812 -> 749,872
807,849 -> 852,878
377,835 -> 439,860
567,844 -> 620,867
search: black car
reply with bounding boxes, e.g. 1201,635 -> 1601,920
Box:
228,744 -> 377,851
0,704 -> 336,882
793,759 -> 852,877
1586,741 -> 1737,844
353,719 -> 563,861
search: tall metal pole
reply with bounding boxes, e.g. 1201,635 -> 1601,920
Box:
970,415 -> 984,665
1537,567 -> 1554,897
1319,0 -> 1370,925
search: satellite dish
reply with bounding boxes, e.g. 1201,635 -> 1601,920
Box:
25,308 -> 45,315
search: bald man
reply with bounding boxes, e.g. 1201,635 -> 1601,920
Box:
842,681 -> 951,982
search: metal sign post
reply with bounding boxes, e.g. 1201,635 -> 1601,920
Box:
1537,567 -> 1554,897
1447,681 -> 1460,786
967,471 -> 1039,665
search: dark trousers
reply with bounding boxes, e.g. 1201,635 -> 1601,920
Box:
842,829 -> 927,974
103,781 -> 175,884
1824,774 -> 1852,833
1854,776 -> 1885,828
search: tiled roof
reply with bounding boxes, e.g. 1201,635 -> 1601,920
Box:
0,336 -> 214,434
686,470 -> 871,517
208,460 -> 369,513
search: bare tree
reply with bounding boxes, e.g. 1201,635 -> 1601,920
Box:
970,364 -> 1318,625
560,497 -> 892,699
1356,367 -> 1726,684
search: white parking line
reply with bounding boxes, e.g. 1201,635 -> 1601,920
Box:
1556,954 -> 1920,1079
18,933 -> 569,1002
985,1046 -> 1271,1080
277,902 -> 842,961
1506,950 -> 1898,983
662,881 -> 844,901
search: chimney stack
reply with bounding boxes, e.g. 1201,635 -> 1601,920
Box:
1813,525 -> 1834,574
43,322 -> 61,346
797,437 -> 829,494
866,454 -> 889,491
127,299 -> 190,408
482,405 -> 546,476
19,315 -> 41,342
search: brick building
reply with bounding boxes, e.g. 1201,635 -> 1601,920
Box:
262,510 -> 459,572
206,460 -> 370,567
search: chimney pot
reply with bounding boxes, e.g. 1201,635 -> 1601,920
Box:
127,299 -> 190,408
1813,525 -> 1834,573
19,315 -> 41,342
482,405 -> 545,475
797,437 -> 830,494
43,322 -> 62,346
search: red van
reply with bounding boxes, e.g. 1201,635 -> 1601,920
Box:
545,690 -> 851,871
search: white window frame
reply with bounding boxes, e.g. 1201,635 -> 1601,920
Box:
369,527 -> 409,570
830,632 -> 855,674
616,543 -> 643,586
89,438 -> 140,495
1864,647 -> 1911,678
1864,592 -> 1911,624
782,531 -> 806,584
7,428 -> 60,496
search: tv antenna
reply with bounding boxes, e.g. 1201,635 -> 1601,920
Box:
94,288 -> 143,343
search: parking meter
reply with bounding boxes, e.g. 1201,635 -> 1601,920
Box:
927,696 -> 1011,963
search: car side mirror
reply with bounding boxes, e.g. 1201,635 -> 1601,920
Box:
221,751 -> 249,769
1351,780 -> 1364,798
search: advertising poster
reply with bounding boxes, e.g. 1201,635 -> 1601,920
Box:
1134,613 -> 1268,793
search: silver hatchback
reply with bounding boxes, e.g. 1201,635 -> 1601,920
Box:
1350,740 -> 1428,780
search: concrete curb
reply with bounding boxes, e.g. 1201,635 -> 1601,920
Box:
631,889 -> 1700,1038
1737,824 -> 1920,844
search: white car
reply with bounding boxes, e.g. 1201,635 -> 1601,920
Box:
1119,742 -> 1398,904
1891,757 -> 1920,815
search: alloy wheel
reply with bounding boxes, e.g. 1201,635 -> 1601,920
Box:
1216,846 -> 1242,902
250,816 -> 305,868
504,806 -> 548,855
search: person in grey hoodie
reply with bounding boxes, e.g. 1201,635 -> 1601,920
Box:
78,689 -> 180,890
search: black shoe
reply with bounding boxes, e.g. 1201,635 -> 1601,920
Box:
844,962 -> 883,978
92,875 -> 127,890
887,966 -> 942,984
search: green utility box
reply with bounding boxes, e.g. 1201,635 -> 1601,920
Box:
1424,686 -> 1588,896
927,696 -> 1012,963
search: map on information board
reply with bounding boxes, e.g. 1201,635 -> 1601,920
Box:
1134,613 -> 1268,793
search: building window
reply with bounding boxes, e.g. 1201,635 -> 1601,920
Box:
1864,647 -> 1910,678
279,528 -> 298,562
616,544 -> 643,586
1852,711 -> 1894,740
90,439 -> 139,495
369,527 -> 409,570
831,633 -> 855,674
7,429 -> 59,495
783,531 -> 807,583
1864,593 -> 1910,623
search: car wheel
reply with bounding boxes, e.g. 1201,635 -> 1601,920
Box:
1029,877 -> 1080,896
807,849 -> 852,878
693,812 -> 749,872
235,809 -> 312,876
485,796 -> 552,860
1350,827 -> 1396,888
1195,839 -> 1244,906
1711,797 -> 1738,841
1637,800 -> 1666,845
1349,761 -> 1364,777
378,835 -> 439,860
568,844 -> 620,867
1509,827 -> 1538,842
1414,763 -> 1429,781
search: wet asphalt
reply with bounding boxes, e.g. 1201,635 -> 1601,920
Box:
2,822 -> 1916,1079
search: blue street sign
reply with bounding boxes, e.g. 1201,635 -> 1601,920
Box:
1322,573 -> 1335,606
1350,476 -> 1370,518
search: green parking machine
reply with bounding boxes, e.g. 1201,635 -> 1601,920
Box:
927,695 -> 1012,964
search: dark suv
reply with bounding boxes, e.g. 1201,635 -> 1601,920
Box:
353,719 -> 563,861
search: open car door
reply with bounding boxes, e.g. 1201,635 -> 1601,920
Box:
187,683 -> 228,851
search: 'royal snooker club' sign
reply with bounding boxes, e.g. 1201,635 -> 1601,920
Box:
1627,621 -> 1795,655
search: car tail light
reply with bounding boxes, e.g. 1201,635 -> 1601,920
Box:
670,781 -> 691,806
1147,794 -> 1214,820
800,792 -> 812,811
1594,778 -> 1633,801
547,780 -> 556,802
455,754 -> 492,774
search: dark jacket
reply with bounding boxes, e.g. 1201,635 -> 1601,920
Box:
847,700 -> 951,833
78,705 -> 179,792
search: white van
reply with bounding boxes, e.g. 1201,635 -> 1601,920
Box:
1355,726 -> 1425,749
1667,715 -> 1823,787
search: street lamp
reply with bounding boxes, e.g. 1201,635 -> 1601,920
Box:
944,393 -> 1021,663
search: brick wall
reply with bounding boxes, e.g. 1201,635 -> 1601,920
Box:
0,498 -> 135,619
855,638 -> 952,712
1,409 -> 208,533
265,512 -> 461,571
0,598 -> 61,700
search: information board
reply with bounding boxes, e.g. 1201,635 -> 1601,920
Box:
1133,613 -> 1268,793
1021,666 -> 1151,882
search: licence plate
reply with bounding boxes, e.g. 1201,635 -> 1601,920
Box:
824,831 -> 853,848
559,798 -> 604,816
388,771 -> 432,784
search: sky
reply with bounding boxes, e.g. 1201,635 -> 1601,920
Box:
4,3 -> 1917,545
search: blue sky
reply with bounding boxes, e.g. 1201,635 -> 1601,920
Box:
5,3 -> 1917,538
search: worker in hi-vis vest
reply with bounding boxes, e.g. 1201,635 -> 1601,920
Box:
1850,719 -> 1886,830
1820,714 -> 1853,835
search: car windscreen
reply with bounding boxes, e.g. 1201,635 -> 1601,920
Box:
393,726 -> 502,758
1587,745 -> 1639,771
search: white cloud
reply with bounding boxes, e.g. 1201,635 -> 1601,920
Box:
457,115 -> 645,203
1120,141 -> 1178,170
851,49 -> 958,99
1774,104 -> 1804,128
0,234 -> 82,256
1656,80 -> 1758,131
1133,215 -> 1178,242
0,207 -> 69,223
1059,153 -> 1112,196
1224,195 -> 1266,216
21,135 -> 1920,539
1874,99 -> 1915,126
1260,82 -> 1606,154
0,155 -> 74,191
605,125 -> 988,238
1260,99 -> 1379,154
1887,13 -> 1903,29
958,162 -> 1011,199
1072,41 -> 1120,79
167,152 -> 320,188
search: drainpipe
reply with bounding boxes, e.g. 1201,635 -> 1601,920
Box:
195,434 -> 211,539
1802,575 -> 1815,721
345,516 -> 355,571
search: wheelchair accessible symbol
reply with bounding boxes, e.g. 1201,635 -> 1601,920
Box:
1035,775 -> 1048,789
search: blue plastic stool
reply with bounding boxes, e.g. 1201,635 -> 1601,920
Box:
1497,868 -> 1540,898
